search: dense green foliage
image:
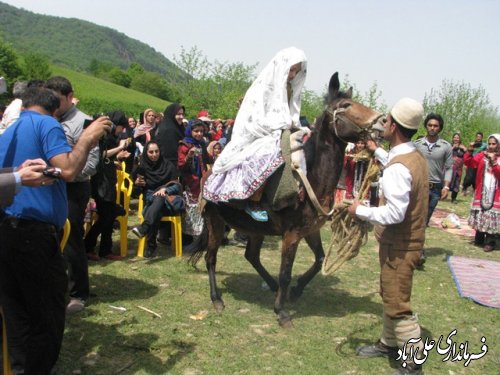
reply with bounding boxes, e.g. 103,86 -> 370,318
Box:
0,2 -> 187,84
20,52 -> 52,80
423,80 -> 499,143
50,65 -> 169,117
0,35 -> 21,81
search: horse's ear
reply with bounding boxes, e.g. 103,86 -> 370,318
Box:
328,72 -> 340,98
346,87 -> 353,98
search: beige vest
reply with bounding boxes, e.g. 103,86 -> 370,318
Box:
374,150 -> 429,251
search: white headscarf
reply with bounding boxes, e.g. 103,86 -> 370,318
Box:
213,47 -> 307,173
489,133 -> 500,147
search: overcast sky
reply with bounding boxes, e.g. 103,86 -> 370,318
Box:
3,0 -> 500,110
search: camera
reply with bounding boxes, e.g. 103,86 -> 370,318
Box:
83,114 -> 116,134
43,167 -> 62,178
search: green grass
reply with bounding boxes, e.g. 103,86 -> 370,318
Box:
57,197 -> 499,374
50,65 -> 170,116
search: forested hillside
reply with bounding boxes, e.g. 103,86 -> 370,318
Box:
50,65 -> 169,116
0,1 -> 187,84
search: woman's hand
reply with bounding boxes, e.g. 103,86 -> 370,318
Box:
153,187 -> 167,197
135,174 -> 146,187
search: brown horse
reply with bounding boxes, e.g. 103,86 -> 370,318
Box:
192,73 -> 382,327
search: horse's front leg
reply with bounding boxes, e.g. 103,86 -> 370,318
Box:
274,231 -> 300,328
205,207 -> 226,313
290,230 -> 325,302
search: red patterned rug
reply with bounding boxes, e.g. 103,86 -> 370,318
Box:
448,256 -> 500,309
429,208 -> 475,237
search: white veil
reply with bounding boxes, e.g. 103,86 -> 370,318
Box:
213,47 -> 307,173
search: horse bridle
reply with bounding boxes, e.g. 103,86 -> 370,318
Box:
326,102 -> 383,144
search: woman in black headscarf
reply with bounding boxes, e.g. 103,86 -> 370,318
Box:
85,111 -> 130,260
154,103 -> 186,166
131,141 -> 181,257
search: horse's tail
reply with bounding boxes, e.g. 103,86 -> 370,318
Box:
187,222 -> 208,267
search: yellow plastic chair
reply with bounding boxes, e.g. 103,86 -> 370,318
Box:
1,219 -> 71,375
115,169 -> 133,257
60,219 -> 71,252
136,193 -> 182,257
1,306 -> 11,375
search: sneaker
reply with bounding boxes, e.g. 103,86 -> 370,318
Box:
132,225 -> 146,239
66,298 -> 85,314
244,203 -> 268,222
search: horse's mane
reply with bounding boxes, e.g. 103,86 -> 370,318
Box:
303,89 -> 351,171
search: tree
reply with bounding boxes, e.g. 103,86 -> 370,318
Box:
130,71 -> 178,102
127,62 -> 145,79
423,80 -> 499,142
173,46 -> 256,118
0,36 -> 22,92
21,52 -> 51,80
341,75 -> 387,113
109,67 -> 131,88
300,89 -> 323,125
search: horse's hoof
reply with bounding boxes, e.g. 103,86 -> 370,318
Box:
213,300 -> 225,313
278,317 -> 294,328
277,311 -> 293,328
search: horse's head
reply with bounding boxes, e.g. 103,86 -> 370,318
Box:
324,72 -> 382,144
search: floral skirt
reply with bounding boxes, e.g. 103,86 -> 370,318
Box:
468,208 -> 500,234
203,145 -> 283,203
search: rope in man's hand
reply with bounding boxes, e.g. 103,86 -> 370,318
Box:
321,157 -> 380,275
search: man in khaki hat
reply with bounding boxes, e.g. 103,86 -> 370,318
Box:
348,98 -> 428,375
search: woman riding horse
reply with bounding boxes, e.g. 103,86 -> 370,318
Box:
194,72 -> 382,327
203,47 -> 308,222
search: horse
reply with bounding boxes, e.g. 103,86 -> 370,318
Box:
191,72 -> 382,327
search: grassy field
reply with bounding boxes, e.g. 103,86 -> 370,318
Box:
57,195 -> 499,375
50,65 -> 170,116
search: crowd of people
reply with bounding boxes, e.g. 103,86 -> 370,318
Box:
0,46 -> 498,375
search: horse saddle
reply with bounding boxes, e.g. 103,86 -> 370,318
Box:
263,129 -> 301,211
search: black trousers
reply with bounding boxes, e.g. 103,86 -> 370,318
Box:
0,218 -> 67,375
143,195 -> 174,250
84,198 -> 117,257
65,181 -> 90,301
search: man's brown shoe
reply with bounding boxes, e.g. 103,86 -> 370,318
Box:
356,340 -> 398,358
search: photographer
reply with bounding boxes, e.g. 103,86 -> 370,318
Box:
0,86 -> 111,375
45,76 -> 99,314
85,111 -> 130,261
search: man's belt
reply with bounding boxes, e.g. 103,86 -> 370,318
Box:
0,216 -> 57,232
429,182 -> 443,190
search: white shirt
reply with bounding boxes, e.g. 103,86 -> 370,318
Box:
0,98 -> 22,134
356,142 -> 415,225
